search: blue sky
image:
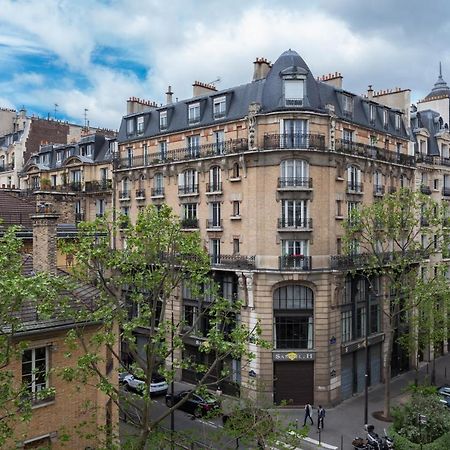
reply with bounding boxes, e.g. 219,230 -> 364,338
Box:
1,0 -> 450,129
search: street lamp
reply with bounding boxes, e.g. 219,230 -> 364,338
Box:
364,284 -> 371,426
170,299 -> 175,449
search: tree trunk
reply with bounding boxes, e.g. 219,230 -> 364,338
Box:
383,328 -> 394,419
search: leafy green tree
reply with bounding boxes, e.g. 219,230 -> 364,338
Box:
59,205 -> 268,449
343,189 -> 450,419
0,226 -> 66,446
392,385 -> 450,444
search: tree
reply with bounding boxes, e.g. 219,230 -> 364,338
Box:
59,204 -> 269,449
343,188 -> 450,419
0,226 -> 66,446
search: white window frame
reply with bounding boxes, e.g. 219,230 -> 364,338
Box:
137,116 -> 144,134
213,96 -> 226,119
188,103 -> 201,124
126,118 -> 135,134
159,111 -> 168,130
284,79 -> 305,106
22,347 -> 49,395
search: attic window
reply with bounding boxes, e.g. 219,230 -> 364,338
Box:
395,114 -> 401,130
137,116 -> 144,134
188,103 -> 201,124
126,118 -> 135,135
213,96 -> 226,119
342,95 -> 353,117
159,111 -> 168,130
383,110 -> 389,129
369,104 -> 375,124
284,79 -> 304,106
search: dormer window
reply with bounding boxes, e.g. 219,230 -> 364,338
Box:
342,95 -> 353,117
369,104 -> 375,124
159,111 -> 168,130
56,151 -> 62,163
126,118 -> 135,135
188,103 -> 201,124
284,79 -> 305,106
395,114 -> 401,130
383,110 -> 389,129
137,116 -> 144,134
213,96 -> 226,119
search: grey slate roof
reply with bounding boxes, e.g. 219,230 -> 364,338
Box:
24,133 -> 115,171
411,109 -> 448,156
118,49 -> 409,144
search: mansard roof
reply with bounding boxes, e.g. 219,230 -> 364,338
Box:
118,49 -> 409,144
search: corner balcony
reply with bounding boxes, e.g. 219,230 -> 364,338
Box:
277,177 -> 312,190
263,133 -> 326,151
277,218 -> 313,231
279,255 -> 312,271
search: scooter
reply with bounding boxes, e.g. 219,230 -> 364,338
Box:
352,425 -> 394,450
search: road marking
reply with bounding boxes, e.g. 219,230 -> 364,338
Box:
197,418 -> 222,429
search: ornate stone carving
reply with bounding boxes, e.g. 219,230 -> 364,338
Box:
248,103 -> 261,151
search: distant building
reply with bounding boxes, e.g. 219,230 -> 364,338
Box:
115,50 -> 415,406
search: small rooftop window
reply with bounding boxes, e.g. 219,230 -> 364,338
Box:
137,116 -> 144,134
159,111 -> 168,130
188,103 -> 201,124
213,96 -> 226,119
342,95 -> 353,117
284,79 -> 304,106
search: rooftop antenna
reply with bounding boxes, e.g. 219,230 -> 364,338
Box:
54,103 -> 58,120
208,77 -> 221,86
84,108 -> 89,129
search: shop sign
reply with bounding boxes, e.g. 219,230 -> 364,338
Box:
273,351 -> 315,361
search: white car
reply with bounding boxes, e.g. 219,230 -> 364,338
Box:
122,373 -> 168,396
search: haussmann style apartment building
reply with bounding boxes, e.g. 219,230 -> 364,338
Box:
114,49 -> 421,407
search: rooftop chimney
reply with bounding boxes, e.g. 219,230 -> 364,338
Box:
31,202 -> 59,275
253,57 -> 272,81
166,85 -> 173,104
317,72 -> 343,89
367,85 -> 374,100
126,97 -> 159,115
192,81 -> 217,97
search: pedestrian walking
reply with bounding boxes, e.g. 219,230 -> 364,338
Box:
317,405 -> 326,430
303,403 -> 313,426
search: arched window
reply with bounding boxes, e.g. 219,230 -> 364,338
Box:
0,155 -> 5,169
347,165 -> 362,193
120,177 -> 130,199
280,159 -> 309,188
273,285 -> 314,349
153,173 -> 164,196
208,166 -> 221,192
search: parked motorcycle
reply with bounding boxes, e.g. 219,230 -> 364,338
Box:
352,425 -> 394,450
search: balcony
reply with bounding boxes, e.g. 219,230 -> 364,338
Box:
443,187 -> 450,197
206,182 -> 223,194
420,185 -> 432,195
263,133 -> 326,151
178,184 -> 199,196
0,163 -> 14,172
279,255 -> 311,271
151,187 -> 165,197
347,182 -> 363,194
181,218 -> 199,229
84,179 -> 112,192
334,139 -> 415,166
119,190 -> 131,200
277,218 -> 313,231
388,186 -> 397,194
277,177 -> 312,189
210,254 -> 256,269
75,213 -> 85,223
206,219 -> 223,231
67,182 -> 82,192
373,185 -> 385,196
115,138 -> 248,168
416,154 -> 435,164
135,189 -> 146,200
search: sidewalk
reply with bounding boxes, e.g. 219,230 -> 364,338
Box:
277,353 -> 450,449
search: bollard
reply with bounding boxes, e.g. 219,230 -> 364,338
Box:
341,434 -> 344,449
295,419 -> 298,429
318,427 -> 322,445
445,366 -> 447,380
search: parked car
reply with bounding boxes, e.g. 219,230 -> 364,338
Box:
121,372 -> 168,396
437,385 -> 450,407
165,390 -> 220,417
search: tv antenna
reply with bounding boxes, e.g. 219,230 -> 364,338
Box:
208,77 -> 221,86
54,103 -> 58,119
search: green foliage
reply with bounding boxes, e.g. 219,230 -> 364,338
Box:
392,389 -> 450,444
58,204 -> 267,449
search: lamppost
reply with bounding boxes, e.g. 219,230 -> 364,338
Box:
364,284 -> 372,426
170,300 -> 175,449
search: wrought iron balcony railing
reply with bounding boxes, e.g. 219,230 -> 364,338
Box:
206,219 -> 223,229
347,182 -> 363,193
277,218 -> 313,230
277,177 -> 312,189
420,185 -> 432,195
135,189 -> 145,199
178,184 -> 199,195
279,255 -> 312,271
373,185 -> 385,196
210,254 -> 256,269
206,182 -> 222,193
181,218 -> 199,229
151,187 -> 165,197
263,133 -> 326,150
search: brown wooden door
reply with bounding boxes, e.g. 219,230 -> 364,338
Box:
274,361 -> 314,405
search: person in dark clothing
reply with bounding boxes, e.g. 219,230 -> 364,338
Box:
317,405 -> 325,430
303,403 -> 313,426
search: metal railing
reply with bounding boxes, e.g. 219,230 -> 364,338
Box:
443,187 -> 450,196
206,182 -> 222,193
263,133 -> 326,150
278,177 -> 312,188
115,138 -> 248,168
373,185 -> 385,195
135,189 -> 145,198
178,184 -> 199,195
181,218 -> 199,229
119,190 -> 131,199
420,185 -> 432,195
206,219 -> 223,229
279,255 -> 312,270
151,187 -> 165,197
84,179 -> 112,192
277,218 -> 313,229
347,182 -> 363,193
